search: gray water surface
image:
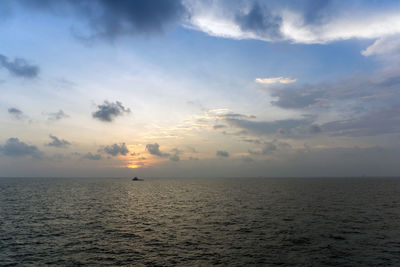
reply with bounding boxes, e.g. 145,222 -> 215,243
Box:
1,177 -> 400,266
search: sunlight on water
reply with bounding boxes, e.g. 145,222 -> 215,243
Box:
1,177 -> 400,265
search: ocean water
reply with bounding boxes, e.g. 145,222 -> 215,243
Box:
1,177 -> 400,266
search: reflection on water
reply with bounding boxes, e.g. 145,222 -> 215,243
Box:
1,177 -> 400,265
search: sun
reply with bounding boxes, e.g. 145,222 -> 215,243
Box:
126,163 -> 142,169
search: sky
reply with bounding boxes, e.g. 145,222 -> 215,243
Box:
1,0 -> 400,177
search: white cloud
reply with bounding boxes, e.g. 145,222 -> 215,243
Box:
361,35 -> 400,56
186,16 -> 255,40
255,77 -> 297,85
186,3 -> 400,45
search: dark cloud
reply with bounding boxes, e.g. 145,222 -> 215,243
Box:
224,115 -> 310,136
301,0 -> 333,24
46,134 -> 71,148
146,143 -> 169,157
14,0 -> 187,41
268,74 -> 400,111
270,86 -> 324,109
92,101 -> 130,122
47,110 -> 69,121
82,152 -> 102,160
103,143 -> 129,156
322,106 -> 400,137
249,140 -> 292,155
216,150 -> 229,157
241,138 -> 262,144
261,73 -> 400,138
0,138 -> 43,158
235,2 -> 282,39
220,113 -> 256,120
0,54 -> 39,78
87,0 -> 187,40
309,124 -> 322,134
212,111 -> 318,138
264,73 -> 400,137
8,107 -> 23,120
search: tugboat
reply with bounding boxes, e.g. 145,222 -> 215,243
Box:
132,176 -> 143,181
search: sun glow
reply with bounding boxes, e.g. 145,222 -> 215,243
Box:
126,163 -> 143,169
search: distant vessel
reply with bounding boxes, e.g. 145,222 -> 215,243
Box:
132,177 -> 143,181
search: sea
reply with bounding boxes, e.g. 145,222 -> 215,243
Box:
1,177 -> 400,266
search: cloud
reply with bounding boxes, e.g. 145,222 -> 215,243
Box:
87,0 -> 187,40
309,124 -> 322,134
223,115 -> 311,136
235,2 -> 282,39
14,0 -> 187,41
321,106 -> 400,137
8,107 -> 24,120
255,77 -> 297,85
265,70 -> 400,111
200,109 -> 316,138
47,110 -> 69,121
0,138 -> 43,158
170,154 -> 180,162
103,143 -> 129,156
46,135 -> 71,148
0,54 -> 39,78
360,35 -> 400,67
259,73 -> 400,137
82,152 -> 102,160
186,1 -> 400,46
269,86 -> 323,109
249,140 -> 292,155
146,143 -> 170,157
216,150 -> 229,157
6,0 -> 400,48
169,148 -> 183,162
362,36 -> 400,57
92,101 -> 130,122
300,0 -> 333,24
255,70 -> 400,137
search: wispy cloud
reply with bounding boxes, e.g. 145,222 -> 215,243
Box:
255,77 -> 297,85
46,135 -> 71,148
82,152 -> 102,160
8,107 -> 24,120
46,110 -> 69,121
